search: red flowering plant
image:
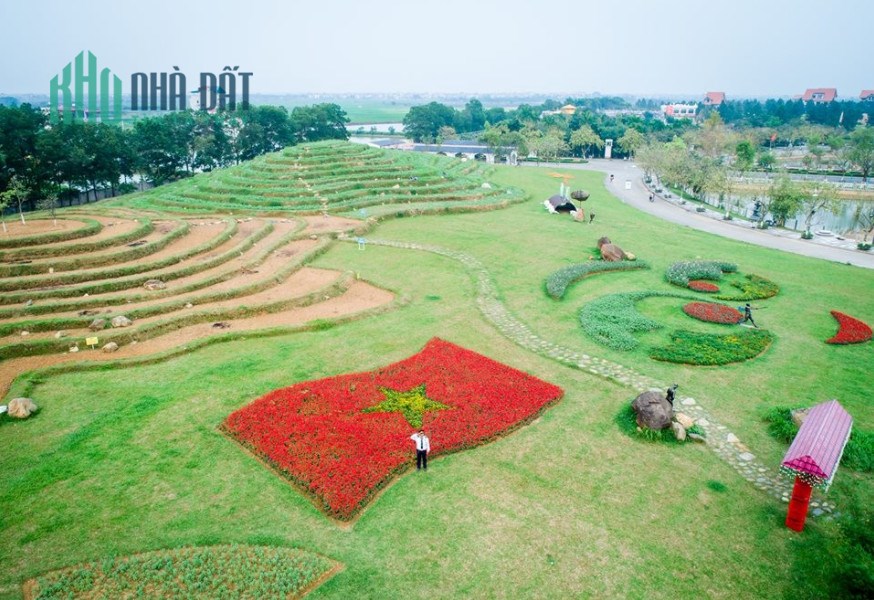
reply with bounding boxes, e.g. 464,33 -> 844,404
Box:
826,310 -> 873,344
688,280 -> 719,293
682,301 -> 743,324
222,338 -> 563,520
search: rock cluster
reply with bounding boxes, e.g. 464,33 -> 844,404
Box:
597,237 -> 628,262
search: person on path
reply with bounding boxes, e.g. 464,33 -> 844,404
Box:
666,384 -> 678,407
649,193 -> 654,202
742,303 -> 758,328
411,429 -> 430,471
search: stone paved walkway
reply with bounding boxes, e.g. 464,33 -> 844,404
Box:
355,237 -> 835,515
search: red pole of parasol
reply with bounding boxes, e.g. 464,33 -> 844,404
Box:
785,476 -> 813,532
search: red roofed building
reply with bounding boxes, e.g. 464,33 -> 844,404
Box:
703,92 -> 725,106
801,88 -> 838,103
861,90 -> 874,101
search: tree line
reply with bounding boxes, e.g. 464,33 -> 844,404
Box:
0,103 -> 349,218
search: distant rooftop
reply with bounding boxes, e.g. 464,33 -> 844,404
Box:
801,88 -> 838,103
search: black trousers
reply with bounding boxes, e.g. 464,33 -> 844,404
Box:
416,450 -> 428,470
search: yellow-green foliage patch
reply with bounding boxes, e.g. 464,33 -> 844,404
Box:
26,545 -> 339,600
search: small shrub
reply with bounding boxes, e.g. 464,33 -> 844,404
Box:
715,273 -> 779,301
665,260 -> 737,288
801,231 -> 814,240
706,480 -> 727,492
858,242 -> 872,251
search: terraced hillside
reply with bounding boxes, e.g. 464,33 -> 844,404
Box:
111,140 -> 521,216
0,211 -> 394,397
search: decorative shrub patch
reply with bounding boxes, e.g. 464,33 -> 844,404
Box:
27,545 -> 338,600
579,291 -> 692,350
545,260 -> 650,300
715,273 -> 779,301
688,280 -> 719,293
223,338 -> 563,520
665,260 -> 737,287
650,328 -> 773,365
826,310 -> 873,344
682,302 -> 743,324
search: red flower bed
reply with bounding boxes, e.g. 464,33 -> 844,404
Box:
682,301 -> 743,324
688,280 -> 719,293
826,310 -> 873,344
223,338 -> 563,520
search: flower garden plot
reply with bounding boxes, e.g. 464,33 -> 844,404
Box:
650,328 -> 774,365
682,302 -> 743,324
25,545 -> 339,600
688,280 -> 719,293
826,310 -> 873,344
223,338 -> 563,520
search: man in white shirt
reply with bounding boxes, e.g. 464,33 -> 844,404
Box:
411,429 -> 430,471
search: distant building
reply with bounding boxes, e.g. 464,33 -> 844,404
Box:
861,90 -> 874,102
661,103 -> 697,118
541,104 -> 577,117
702,92 -> 725,106
801,88 -> 838,103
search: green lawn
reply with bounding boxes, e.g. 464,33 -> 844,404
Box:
339,102 -> 409,124
1,162 -> 872,599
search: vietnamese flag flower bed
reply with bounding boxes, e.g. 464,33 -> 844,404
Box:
826,310 -> 873,344
682,301 -> 743,324
222,338 -> 564,520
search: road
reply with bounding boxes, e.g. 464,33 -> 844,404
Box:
537,159 -> 874,270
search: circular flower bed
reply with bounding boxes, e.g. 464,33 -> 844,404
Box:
689,280 -> 719,292
683,301 -> 743,324
650,329 -> 774,365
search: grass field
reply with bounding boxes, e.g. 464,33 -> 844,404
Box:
1,144 -> 872,599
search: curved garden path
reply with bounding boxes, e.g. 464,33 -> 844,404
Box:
355,237 -> 836,515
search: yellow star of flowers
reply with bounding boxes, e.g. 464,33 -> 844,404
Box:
362,384 -> 451,428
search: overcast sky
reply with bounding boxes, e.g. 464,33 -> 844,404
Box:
1,0 -> 871,98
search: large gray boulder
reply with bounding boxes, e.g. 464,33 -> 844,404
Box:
597,236 -> 628,262
631,391 -> 673,430
111,315 -> 132,328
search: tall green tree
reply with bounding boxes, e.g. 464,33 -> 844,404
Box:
617,127 -> 645,158
569,125 -> 603,158
845,125 -> 874,182
735,140 -> 756,172
764,175 -> 804,227
799,182 -> 839,234
290,103 -> 348,143
402,102 -> 456,143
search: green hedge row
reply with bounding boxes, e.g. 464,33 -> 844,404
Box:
0,269 -> 353,361
0,219 -> 246,302
0,218 -> 187,277
545,260 -> 650,300
0,234 -> 329,337
0,220 -> 300,317
0,218 -> 153,261
0,218 -> 102,248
